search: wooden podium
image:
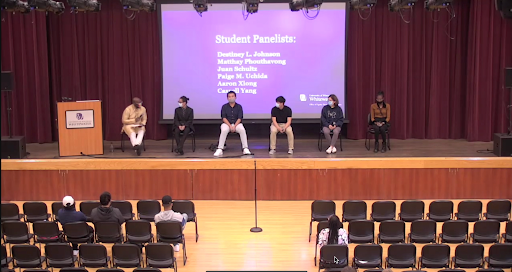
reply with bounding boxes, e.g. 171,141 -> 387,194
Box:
57,101 -> 103,157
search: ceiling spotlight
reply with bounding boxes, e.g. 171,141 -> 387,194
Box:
67,0 -> 100,12
1,0 -> 31,13
350,0 -> 377,10
120,0 -> 155,12
192,0 -> 208,15
289,0 -> 322,11
244,0 -> 259,14
28,0 -> 65,14
425,0 -> 452,11
388,0 -> 417,12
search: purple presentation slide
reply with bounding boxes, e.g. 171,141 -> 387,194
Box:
160,3 -> 347,120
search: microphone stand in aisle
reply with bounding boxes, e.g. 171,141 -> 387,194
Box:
250,160 -> 262,233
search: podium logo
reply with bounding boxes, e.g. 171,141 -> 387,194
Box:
300,94 -> 307,101
66,110 -> 94,129
76,113 -> 84,120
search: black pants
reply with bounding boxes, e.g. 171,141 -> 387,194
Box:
72,225 -> 94,250
373,124 -> 387,142
174,127 -> 191,150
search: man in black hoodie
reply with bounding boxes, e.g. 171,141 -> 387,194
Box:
90,192 -> 125,225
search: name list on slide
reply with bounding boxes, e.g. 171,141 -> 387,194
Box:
215,34 -> 296,95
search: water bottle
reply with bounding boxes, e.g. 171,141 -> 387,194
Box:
110,142 -> 114,153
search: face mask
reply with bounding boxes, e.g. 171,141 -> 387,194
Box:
275,103 -> 280,108
228,98 -> 236,103
376,100 -> 383,104
328,101 -> 333,106
178,103 -> 183,107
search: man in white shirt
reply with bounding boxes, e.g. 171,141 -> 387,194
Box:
154,195 -> 188,252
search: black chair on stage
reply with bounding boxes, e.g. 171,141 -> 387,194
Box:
309,200 -> 336,242
121,129 -> 146,153
22,202 -> 50,223
137,200 -> 161,222
365,114 -> 390,151
408,219 -> 436,243
385,244 -> 416,269
371,201 -> 396,222
352,244 -> 382,269
485,244 -> 512,268
1,203 -> 23,222
79,244 -> 110,268
172,200 -> 199,242
145,243 -> 177,271
399,200 -> 424,222
427,200 -> 454,222
318,121 -> 343,152
171,130 -> 196,152
502,221 -> 512,243
471,220 -> 500,243
418,244 -> 450,269
314,221 -> 329,266
484,200 -> 511,222
378,220 -> 405,244
348,220 -> 374,244
452,244 -> 484,269
318,244 -> 348,271
438,220 -> 468,243
125,220 -> 154,245
456,200 -> 482,222
342,200 -> 367,222
156,221 -> 187,265
79,201 -> 100,222
111,201 -> 135,221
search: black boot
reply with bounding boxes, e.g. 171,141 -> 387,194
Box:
136,144 -> 142,156
374,141 -> 379,153
381,142 -> 387,153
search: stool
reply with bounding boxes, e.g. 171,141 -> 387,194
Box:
121,132 -> 146,152
172,130 -> 196,152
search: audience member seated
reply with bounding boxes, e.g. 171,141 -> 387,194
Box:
321,94 -> 345,154
370,91 -> 390,153
269,96 -> 294,155
154,195 -> 188,252
91,192 -> 125,225
173,96 -> 194,155
58,196 -> 92,256
317,215 -> 348,249
122,97 -> 147,156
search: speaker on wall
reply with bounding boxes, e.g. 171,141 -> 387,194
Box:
1,71 -> 13,91
496,0 -> 512,19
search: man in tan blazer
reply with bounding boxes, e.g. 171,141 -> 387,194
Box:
122,97 -> 147,155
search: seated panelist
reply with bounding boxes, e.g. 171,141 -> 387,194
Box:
321,94 -> 344,154
269,96 -> 294,155
122,97 -> 147,156
173,96 -> 194,155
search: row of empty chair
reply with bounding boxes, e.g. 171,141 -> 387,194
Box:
309,199 -> 512,241
2,269 -> 165,272
316,243 -> 512,271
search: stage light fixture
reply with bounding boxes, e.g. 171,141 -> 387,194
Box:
192,0 -> 208,15
244,0 -> 259,14
67,0 -> 100,12
496,0 -> 512,19
1,0 -> 31,13
350,0 -> 377,10
388,0 -> 417,12
424,0 -> 452,11
28,0 -> 65,14
289,0 -> 322,11
120,0 -> 155,12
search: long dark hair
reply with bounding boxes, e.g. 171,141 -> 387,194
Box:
376,91 -> 386,108
327,215 -> 342,244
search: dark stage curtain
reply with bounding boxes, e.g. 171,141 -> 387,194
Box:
1,0 -> 511,143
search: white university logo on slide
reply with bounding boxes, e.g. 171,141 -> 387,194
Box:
300,94 -> 307,101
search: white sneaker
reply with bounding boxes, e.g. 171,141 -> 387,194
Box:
243,148 -> 251,155
288,149 -> 293,154
269,149 -> 276,155
73,250 -> 79,256
214,149 -> 223,157
331,147 -> 337,153
174,244 -> 180,252
326,146 -> 333,154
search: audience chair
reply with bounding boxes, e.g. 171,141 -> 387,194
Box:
318,121 -> 343,152
438,270 -> 466,272
23,270 -> 50,272
408,219 -> 436,243
125,220 -> 154,244
385,243 -> 416,269
63,222 -> 94,244
309,200 -> 336,242
94,222 -> 124,243
1,269 -> 15,272
33,221 -> 63,246
452,244 -> 484,269
22,202 -> 50,223
137,200 -> 161,222
318,244 -> 348,272
156,221 -> 187,265
342,200 -> 367,222
59,268 -> 88,272
365,113 -> 390,151
172,200 -> 199,242
1,221 -> 34,247
79,244 -> 110,268
371,201 -> 396,222
485,244 -> 512,268
111,201 -> 135,221
427,200 -> 454,222
399,200 -> 424,222
484,200 -> 511,222
471,220 -> 500,243
171,130 -> 196,152
112,244 -> 142,268
134,269 -> 162,272
1,203 -> 23,222
79,201 -> 100,222
1,245 -> 12,268
418,244 -> 450,269
502,221 -> 512,243
121,131 -> 146,152
145,243 -> 177,271
352,244 -> 382,269
44,243 -> 77,270
378,220 -> 405,243
456,200 -> 482,222
438,220 -> 469,243
51,202 -> 62,222
11,245 -> 45,270
97,269 -> 123,272
314,221 -> 329,266
348,220 -> 374,244
477,269 -> 505,272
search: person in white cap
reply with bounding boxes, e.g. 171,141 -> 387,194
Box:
58,196 -> 91,256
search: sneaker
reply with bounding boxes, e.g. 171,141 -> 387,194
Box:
73,250 -> 79,256
288,149 -> 293,155
269,149 -> 276,155
243,148 -> 251,155
174,244 -> 180,252
331,147 -> 337,153
326,146 -> 333,154
214,149 -> 223,157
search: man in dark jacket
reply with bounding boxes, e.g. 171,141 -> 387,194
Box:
90,192 -> 125,225
58,196 -> 92,256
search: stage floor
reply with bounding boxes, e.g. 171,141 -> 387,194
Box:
25,138 -> 496,159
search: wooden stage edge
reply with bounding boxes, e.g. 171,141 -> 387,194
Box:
2,157 -> 512,170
